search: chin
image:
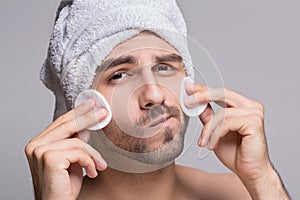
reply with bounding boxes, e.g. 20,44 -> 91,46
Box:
120,119 -> 188,164
134,133 -> 185,164
101,111 -> 189,164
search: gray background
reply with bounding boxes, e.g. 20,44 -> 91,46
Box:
0,0 -> 299,199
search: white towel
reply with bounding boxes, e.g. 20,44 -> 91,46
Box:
40,0 -> 194,120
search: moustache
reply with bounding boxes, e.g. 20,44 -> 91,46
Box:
136,104 -> 181,127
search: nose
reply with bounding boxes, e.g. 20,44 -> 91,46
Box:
139,82 -> 166,110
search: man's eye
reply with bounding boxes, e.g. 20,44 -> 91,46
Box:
109,71 -> 129,82
153,64 -> 175,75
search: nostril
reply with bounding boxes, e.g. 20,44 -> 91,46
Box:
145,102 -> 153,107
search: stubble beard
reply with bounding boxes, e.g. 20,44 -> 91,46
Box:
101,104 -> 189,164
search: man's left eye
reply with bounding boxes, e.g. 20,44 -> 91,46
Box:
153,64 -> 175,75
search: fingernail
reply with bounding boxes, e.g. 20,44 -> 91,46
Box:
93,152 -> 107,168
184,95 -> 198,108
198,136 -> 203,146
185,82 -> 194,95
96,108 -> 107,118
97,156 -> 107,167
200,137 -> 207,147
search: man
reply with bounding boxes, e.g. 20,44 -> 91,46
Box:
25,0 -> 290,199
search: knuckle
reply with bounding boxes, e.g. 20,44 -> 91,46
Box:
71,148 -> 90,165
71,138 -> 84,149
257,109 -> 264,119
42,151 -> 56,166
32,145 -> 46,160
61,121 -> 76,134
56,114 -> 67,123
252,101 -> 264,112
59,122 -> 69,131
258,103 -> 265,112
25,140 -> 37,156
76,148 -> 88,158
24,143 -> 32,156
254,104 -> 264,118
251,114 -> 264,127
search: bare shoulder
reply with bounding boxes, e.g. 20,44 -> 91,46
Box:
175,165 -> 252,200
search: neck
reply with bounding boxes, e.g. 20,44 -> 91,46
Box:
85,162 -> 177,200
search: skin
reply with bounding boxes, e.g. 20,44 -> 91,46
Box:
25,32 -> 290,200
91,32 -> 188,165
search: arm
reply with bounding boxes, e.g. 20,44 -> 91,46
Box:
241,164 -> 290,199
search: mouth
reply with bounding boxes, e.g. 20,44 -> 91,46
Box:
149,115 -> 172,128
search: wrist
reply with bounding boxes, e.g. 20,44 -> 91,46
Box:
240,165 -> 290,200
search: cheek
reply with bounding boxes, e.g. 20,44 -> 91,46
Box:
157,75 -> 183,103
161,84 -> 182,109
109,85 -> 141,133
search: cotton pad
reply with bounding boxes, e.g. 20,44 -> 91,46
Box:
74,89 -> 112,130
180,77 -> 207,117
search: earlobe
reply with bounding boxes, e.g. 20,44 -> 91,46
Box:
75,89 -> 112,130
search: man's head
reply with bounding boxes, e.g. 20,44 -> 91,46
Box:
41,0 -> 193,171
91,31 -> 189,164
41,0 -> 193,120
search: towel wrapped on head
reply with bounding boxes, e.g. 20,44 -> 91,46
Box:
41,0 -> 193,120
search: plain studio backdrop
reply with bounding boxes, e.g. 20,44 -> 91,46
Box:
0,0 -> 299,199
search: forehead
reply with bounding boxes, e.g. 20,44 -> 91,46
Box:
105,31 -> 179,60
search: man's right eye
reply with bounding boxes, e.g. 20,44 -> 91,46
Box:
108,71 -> 129,83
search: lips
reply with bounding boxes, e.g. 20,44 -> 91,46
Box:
149,116 -> 171,128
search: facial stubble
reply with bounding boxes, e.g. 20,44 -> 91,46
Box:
100,104 -> 189,164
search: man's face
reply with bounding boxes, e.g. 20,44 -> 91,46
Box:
92,31 -> 189,164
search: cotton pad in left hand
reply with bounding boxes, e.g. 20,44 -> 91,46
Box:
180,77 -> 207,117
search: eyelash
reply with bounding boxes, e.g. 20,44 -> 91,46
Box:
108,70 -> 130,82
153,64 -> 175,73
107,64 -> 176,83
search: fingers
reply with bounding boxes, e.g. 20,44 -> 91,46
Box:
184,84 -> 261,109
199,107 -> 264,150
28,138 -> 107,177
36,98 -> 96,140
24,98 -> 109,199
45,148 -> 98,178
34,106 -> 107,146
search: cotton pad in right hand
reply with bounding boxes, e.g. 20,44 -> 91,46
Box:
180,77 -> 207,117
75,89 -> 112,130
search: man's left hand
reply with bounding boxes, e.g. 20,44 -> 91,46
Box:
184,84 -> 290,199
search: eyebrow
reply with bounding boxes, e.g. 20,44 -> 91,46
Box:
96,53 -> 183,72
155,53 -> 182,63
96,56 -> 137,72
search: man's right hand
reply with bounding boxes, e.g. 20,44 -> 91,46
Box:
25,99 -> 108,200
